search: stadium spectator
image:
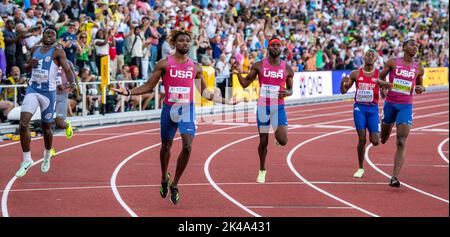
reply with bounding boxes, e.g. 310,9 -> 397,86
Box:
93,28 -> 109,76
0,0 -> 16,16
128,24 -> 146,79
216,53 -> 231,97
76,31 -> 91,71
24,21 -> 43,51
59,21 -> 79,65
0,0 -> 447,117
3,19 -> 23,76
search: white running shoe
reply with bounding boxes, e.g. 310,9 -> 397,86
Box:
15,160 -> 34,178
41,152 -> 55,173
257,170 -> 267,183
275,140 -> 281,147
353,168 -> 365,178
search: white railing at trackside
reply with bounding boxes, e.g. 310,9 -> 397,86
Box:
78,80 -> 156,116
0,79 -> 162,117
0,84 -> 27,107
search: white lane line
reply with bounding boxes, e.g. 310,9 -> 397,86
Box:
219,103 -> 352,123
110,125 -> 245,217
246,205 -> 354,209
204,103 -> 448,217
438,138 -> 449,163
54,133 -> 163,136
292,104 -> 449,128
204,134 -> 263,217
311,125 -> 353,129
204,123 -> 355,130
203,121 -> 336,217
286,128 -> 380,217
0,137 -> 41,148
1,181 -> 390,193
417,129 -> 449,132
248,205 -> 353,209
0,121 -> 159,148
1,127 -> 161,217
219,95 -> 448,123
365,118 -> 450,204
413,121 -> 449,130
0,103 -> 368,217
374,164 -> 449,168
207,122 -> 252,126
2,94 -> 447,216
1,97 -> 446,149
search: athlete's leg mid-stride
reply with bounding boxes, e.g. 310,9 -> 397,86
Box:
45,61 -> 77,172
16,26 -> 77,177
340,49 -> 390,178
233,37 -> 294,183
378,38 -> 426,187
113,28 -> 240,204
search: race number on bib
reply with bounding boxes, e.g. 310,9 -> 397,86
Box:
392,78 -> 412,95
55,69 -> 62,85
32,69 -> 49,83
356,89 -> 374,102
260,84 -> 280,99
168,86 -> 191,103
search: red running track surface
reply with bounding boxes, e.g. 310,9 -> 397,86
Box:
0,91 -> 448,217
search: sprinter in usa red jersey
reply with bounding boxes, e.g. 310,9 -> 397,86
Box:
378,38 -> 426,188
233,37 -> 294,184
113,28 -> 240,205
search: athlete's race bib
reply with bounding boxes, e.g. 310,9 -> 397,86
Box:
355,89 -> 374,102
168,86 -> 191,103
55,75 -> 62,86
31,69 -> 49,83
55,69 -> 63,85
392,78 -> 412,95
260,84 -> 280,99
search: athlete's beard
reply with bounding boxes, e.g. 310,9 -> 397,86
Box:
363,65 -> 374,73
43,41 -> 55,47
177,48 -> 189,55
268,50 -> 281,58
364,63 -> 374,69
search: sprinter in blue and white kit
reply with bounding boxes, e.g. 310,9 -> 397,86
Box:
16,26 -> 77,177
45,61 -> 77,159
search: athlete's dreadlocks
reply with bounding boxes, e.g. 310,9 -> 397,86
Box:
168,27 -> 193,48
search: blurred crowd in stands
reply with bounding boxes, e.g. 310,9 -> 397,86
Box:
0,0 -> 448,121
